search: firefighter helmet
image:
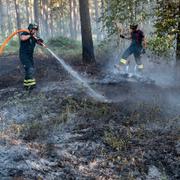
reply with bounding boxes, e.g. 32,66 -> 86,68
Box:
28,23 -> 39,31
130,24 -> 138,30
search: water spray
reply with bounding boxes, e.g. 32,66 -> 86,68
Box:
46,48 -> 107,102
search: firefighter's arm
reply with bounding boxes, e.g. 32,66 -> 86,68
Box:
125,36 -> 132,40
32,36 -> 44,46
142,37 -> 147,49
141,36 -> 147,54
120,34 -> 131,40
20,34 -> 31,41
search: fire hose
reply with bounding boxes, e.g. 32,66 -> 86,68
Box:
0,29 -> 46,55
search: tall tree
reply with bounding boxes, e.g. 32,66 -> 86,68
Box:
177,21 -> 180,60
41,0 -> 49,38
14,0 -> 21,30
79,0 -> 95,64
73,0 -> 78,39
154,0 -> 180,60
34,0 -> 40,25
102,0 -> 148,36
0,0 -> 4,36
69,0 -> 74,38
93,0 -> 101,41
6,0 -> 12,35
101,0 -> 105,15
25,0 -> 30,25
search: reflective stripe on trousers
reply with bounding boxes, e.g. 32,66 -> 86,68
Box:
120,58 -> 128,65
24,79 -> 36,87
121,45 -> 143,65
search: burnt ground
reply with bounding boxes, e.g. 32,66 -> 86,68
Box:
0,54 -> 179,180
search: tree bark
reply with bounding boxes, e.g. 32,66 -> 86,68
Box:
101,0 -> 105,15
177,26 -> 180,61
93,0 -> 100,41
175,21 -> 180,80
69,0 -> 74,39
0,0 -> 4,35
42,0 -> 49,38
49,10 -> 54,38
73,0 -> 78,40
107,0 -> 111,16
14,0 -> 21,30
6,0 -> 11,34
79,0 -> 95,64
172,1 -> 180,81
34,0 -> 40,25
176,4 -> 180,61
100,0 -> 105,40
25,0 -> 30,25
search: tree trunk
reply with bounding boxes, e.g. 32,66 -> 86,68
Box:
6,0 -> 11,35
0,0 -> 4,36
175,4 -> 180,81
100,0 -> 105,40
79,0 -> 95,64
176,5 -> 180,61
69,0 -> 74,39
42,0 -> 49,39
25,0 -> 30,25
107,0 -> 111,16
49,11 -> 54,38
73,0 -> 78,40
175,22 -> 180,80
93,0 -> 100,41
101,0 -> 105,15
62,18 -> 66,36
34,0 -> 39,25
77,0 -> 81,39
14,0 -> 21,30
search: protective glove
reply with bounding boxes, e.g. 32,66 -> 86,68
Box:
34,37 -> 44,46
36,37 -> 44,43
141,48 -> 146,54
120,34 -> 125,39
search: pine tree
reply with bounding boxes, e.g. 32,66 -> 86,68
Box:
154,0 -> 180,60
79,0 -> 95,64
102,0 -> 149,36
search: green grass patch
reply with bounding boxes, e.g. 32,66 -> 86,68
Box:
46,36 -> 82,59
47,36 -> 81,49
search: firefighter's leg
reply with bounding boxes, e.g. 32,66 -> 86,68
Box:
134,52 -> 144,75
20,55 -> 36,89
23,65 -> 36,89
116,46 -> 133,73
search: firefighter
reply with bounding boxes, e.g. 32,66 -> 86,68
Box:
116,24 -> 147,74
19,23 -> 44,90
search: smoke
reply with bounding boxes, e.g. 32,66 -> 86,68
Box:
104,43 -> 177,87
98,39 -> 180,116
99,46 -> 180,130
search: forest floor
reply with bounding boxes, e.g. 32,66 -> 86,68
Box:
0,54 -> 179,180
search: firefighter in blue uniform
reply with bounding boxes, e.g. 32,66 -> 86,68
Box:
19,23 -> 44,89
116,24 -> 147,74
